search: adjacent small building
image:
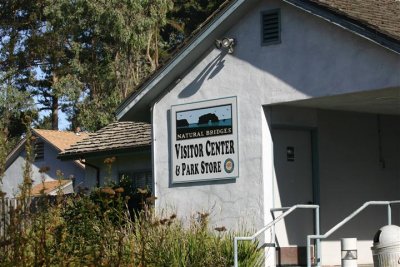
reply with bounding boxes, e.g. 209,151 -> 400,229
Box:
59,121 -> 152,191
2,129 -> 88,197
29,179 -> 74,197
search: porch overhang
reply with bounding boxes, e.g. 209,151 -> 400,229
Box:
272,87 -> 400,115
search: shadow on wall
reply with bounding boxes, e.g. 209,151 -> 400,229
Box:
178,51 -> 227,98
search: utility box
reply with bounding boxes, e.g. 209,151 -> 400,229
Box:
371,225 -> 400,267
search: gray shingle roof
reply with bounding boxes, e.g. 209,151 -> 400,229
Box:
311,0 -> 400,41
59,122 -> 151,159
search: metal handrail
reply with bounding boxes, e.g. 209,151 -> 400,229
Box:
234,204 -> 320,267
306,200 -> 400,267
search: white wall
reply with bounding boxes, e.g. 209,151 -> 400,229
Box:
2,143 -> 84,197
268,106 -> 400,265
2,154 -> 28,197
150,0 -> 400,265
43,143 -> 85,187
318,110 -> 400,265
152,0 -> 400,231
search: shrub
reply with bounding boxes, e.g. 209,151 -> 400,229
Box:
0,189 -> 264,267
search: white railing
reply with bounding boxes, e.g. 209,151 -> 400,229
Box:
306,200 -> 400,267
234,204 -> 320,267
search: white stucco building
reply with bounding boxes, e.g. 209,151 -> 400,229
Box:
2,129 -> 87,197
72,0 -> 400,265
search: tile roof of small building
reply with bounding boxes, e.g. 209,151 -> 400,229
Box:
59,122 -> 151,159
33,129 -> 89,152
30,179 -> 72,196
311,0 -> 400,40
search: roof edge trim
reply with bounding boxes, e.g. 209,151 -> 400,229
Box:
5,138 -> 27,170
58,145 -> 152,160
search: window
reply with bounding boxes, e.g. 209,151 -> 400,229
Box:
34,141 -> 44,161
119,170 -> 153,212
261,9 -> 281,45
119,170 -> 152,193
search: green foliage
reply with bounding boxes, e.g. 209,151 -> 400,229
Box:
0,187 -> 264,267
0,70 -> 36,139
163,0 -> 227,50
0,0 -> 174,132
0,0 -> 226,132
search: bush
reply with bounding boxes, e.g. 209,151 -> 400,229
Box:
0,189 -> 264,267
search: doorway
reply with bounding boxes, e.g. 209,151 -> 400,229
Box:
272,128 -> 318,265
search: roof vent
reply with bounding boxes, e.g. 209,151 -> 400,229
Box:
261,9 -> 281,45
34,141 -> 44,161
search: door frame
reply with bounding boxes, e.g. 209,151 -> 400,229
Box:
271,124 -> 320,206
270,125 -> 320,265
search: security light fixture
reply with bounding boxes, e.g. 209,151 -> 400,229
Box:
215,37 -> 236,54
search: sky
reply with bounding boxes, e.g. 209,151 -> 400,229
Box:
39,109 -> 69,130
33,66 -> 72,130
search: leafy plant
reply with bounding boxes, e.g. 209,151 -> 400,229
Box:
1,179 -> 264,266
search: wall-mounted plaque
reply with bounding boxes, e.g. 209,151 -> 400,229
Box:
171,97 -> 238,183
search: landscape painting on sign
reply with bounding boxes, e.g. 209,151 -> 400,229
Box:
176,104 -> 232,140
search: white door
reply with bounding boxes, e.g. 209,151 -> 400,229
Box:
272,129 -> 315,264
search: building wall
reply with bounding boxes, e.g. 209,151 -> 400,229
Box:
2,153 -> 28,197
318,110 -> 400,264
152,0 -> 400,230
149,0 -> 400,265
2,142 -> 84,197
43,143 -> 85,187
83,152 -> 152,190
268,106 -> 400,265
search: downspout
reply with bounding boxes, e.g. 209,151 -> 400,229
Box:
79,159 -> 100,187
150,105 -> 156,199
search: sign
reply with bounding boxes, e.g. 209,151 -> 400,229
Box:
171,97 -> 238,183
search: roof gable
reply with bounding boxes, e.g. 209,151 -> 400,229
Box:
116,0 -> 400,121
33,129 -> 89,152
5,129 -> 88,170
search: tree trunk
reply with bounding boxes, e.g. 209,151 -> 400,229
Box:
51,95 -> 58,130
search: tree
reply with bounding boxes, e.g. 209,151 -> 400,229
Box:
0,70 -> 35,179
0,0 -> 173,131
163,0 -> 227,51
0,0 -> 225,133
43,0 -> 173,131
0,0 -> 80,130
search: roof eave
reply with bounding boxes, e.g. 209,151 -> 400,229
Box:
58,145 -> 152,161
5,138 -> 27,170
